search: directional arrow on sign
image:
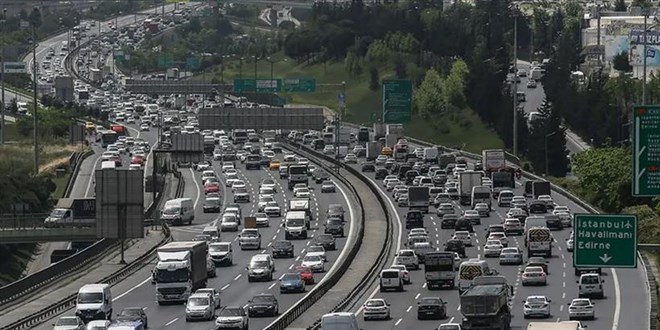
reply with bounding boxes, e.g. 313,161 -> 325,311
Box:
599,254 -> 612,263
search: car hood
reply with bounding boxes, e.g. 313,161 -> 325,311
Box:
116,315 -> 141,322
302,261 -> 322,266
306,252 -> 324,258
217,316 -> 244,323
53,326 -> 80,330
210,251 -> 229,257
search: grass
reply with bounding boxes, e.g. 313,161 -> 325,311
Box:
195,54 -> 503,153
51,174 -> 71,199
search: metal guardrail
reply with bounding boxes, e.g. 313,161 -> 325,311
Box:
62,149 -> 94,199
264,138 -> 392,330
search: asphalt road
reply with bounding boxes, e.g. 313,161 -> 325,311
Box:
33,140 -> 355,330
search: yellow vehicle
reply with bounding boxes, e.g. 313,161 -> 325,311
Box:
381,147 -> 393,156
269,160 -> 281,170
85,121 -> 96,131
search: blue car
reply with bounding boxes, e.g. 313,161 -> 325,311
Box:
279,273 -> 305,293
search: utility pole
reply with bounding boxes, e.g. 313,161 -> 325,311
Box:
32,23 -> 39,174
238,57 -> 244,107
266,57 -> 275,106
643,8 -> 649,104
254,55 -> 258,100
596,2 -> 602,67
512,8 -> 519,157
0,7 -> 6,145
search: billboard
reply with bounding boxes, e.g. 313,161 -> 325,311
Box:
95,169 -> 144,239
197,107 -> 325,130
629,30 -> 660,66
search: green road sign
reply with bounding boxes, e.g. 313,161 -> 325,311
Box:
233,79 -> 281,93
573,214 -> 637,268
158,54 -> 174,68
382,79 -> 412,123
633,105 -> 660,196
186,56 -> 201,70
283,78 -> 316,92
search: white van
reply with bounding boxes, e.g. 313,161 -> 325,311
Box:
578,273 -> 604,299
202,225 -> 220,240
101,161 -> 116,169
75,284 -> 113,322
160,198 -> 194,226
321,312 -> 359,330
458,259 -> 494,293
17,102 -> 28,114
379,268 -> 404,292
423,147 -> 438,163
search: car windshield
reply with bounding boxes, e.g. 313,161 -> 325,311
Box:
282,274 -> 301,281
162,207 -> 180,215
572,300 -> 590,306
242,230 -> 258,237
255,213 -> 267,218
252,296 -> 274,304
51,209 -> 67,217
220,308 -> 243,316
250,260 -> 269,268
188,297 -> 210,306
308,246 -> 324,253
119,309 -> 141,316
327,219 -> 342,226
526,267 -> 544,273
56,317 -> 79,326
78,292 -> 103,304
366,300 -> 385,307
582,276 -> 600,284
210,244 -> 229,252
527,297 -> 547,304
304,255 -> 322,262
272,241 -> 291,248
222,216 -> 237,223
318,235 -> 333,242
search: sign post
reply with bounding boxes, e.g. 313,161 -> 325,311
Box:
633,105 -> 660,196
573,214 -> 637,268
382,79 -> 412,123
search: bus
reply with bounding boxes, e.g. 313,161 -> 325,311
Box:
100,130 -> 118,148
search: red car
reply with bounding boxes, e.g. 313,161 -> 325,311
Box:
204,182 -> 220,194
294,265 -> 314,285
131,156 -> 144,165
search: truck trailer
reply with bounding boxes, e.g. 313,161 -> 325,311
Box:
44,198 -> 96,228
458,171 -> 483,205
460,276 -> 511,330
154,241 -> 208,304
408,186 -> 430,213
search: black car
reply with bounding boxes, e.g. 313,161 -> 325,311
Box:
315,234 -> 337,250
116,307 -> 148,328
247,294 -> 279,317
405,210 -> 424,229
528,200 -> 547,214
361,163 -> 376,172
375,168 -> 389,180
203,197 -> 221,213
326,204 -> 345,222
440,214 -> 458,229
311,139 -> 325,150
271,143 -> 283,153
545,214 -> 563,230
486,224 -> 506,236
271,240 -> 294,258
416,297 -> 447,320
314,170 -> 331,183
455,218 -> 474,233
444,239 -> 466,258
324,218 -> 344,237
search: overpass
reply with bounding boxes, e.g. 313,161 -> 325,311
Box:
227,0 -> 386,9
0,215 -> 98,243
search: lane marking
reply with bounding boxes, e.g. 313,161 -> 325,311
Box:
395,318 -> 402,326
221,284 -> 230,291
234,274 -> 241,281
268,282 -> 277,290
164,318 -> 178,326
113,277 -> 151,301
612,268 -> 621,330
406,306 -> 412,313
85,154 -> 103,197
189,168 -> 201,209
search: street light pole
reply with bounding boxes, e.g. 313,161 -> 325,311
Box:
643,9 -> 649,104
1,7 -> 6,145
254,55 -> 258,100
266,57 -> 274,106
545,131 -> 557,176
238,57 -> 244,107
32,23 -> 39,174
512,7 -> 519,157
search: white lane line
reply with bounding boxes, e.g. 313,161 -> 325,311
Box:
289,264 -> 294,270
164,318 -> 178,326
268,282 -> 277,290
562,292 -> 566,299
457,304 -> 461,311
279,273 -> 285,280
422,283 -> 427,288
560,305 -> 564,312
406,306 -> 412,313
448,317 -> 455,323
612,268 -> 621,330
395,319 -> 403,326
189,168 -> 201,208
414,293 -> 420,300
221,284 -> 230,291
234,274 -> 242,281
114,277 -> 151,301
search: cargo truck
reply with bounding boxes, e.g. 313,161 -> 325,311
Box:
336,127 -> 352,145
155,241 -> 208,304
288,165 -> 308,190
424,252 -> 456,289
439,153 -> 457,169
532,181 -> 551,199
481,149 -> 506,174
44,198 -> 96,228
366,141 -> 382,161
357,127 -> 370,144
289,198 -> 313,226
408,186 -> 430,213
527,322 -> 580,330
458,171 -> 483,205
284,210 -> 308,239
373,123 -> 385,140
386,124 -> 404,138
385,134 -> 398,148
491,170 -> 515,198
460,276 -> 511,330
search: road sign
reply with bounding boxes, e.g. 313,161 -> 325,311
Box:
633,105 -> 660,196
113,50 -> 125,61
157,54 -> 174,68
3,62 -> 27,73
233,79 -> 281,93
186,56 -> 201,70
283,78 -> 316,92
382,79 -> 412,123
573,214 -> 637,268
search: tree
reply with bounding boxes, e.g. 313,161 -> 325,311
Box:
394,56 -> 407,79
443,59 -> 469,110
573,147 -> 634,212
369,66 -> 380,91
526,99 -> 569,176
612,51 -> 632,72
414,68 -> 444,117
614,0 -> 627,11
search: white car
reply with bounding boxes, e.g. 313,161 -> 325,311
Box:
224,168 -> 238,179
438,324 -> 462,330
323,145 -> 335,155
222,162 -> 235,172
487,232 -> 509,247
306,245 -> 327,262
220,215 -> 239,232
409,228 -> 429,236
523,295 -> 551,318
301,254 -> 324,272
554,211 -> 573,227
389,264 -> 410,284
260,179 -> 277,191
53,316 -> 85,330
231,180 -> 246,191
140,123 -> 150,131
537,194 -> 554,207
85,320 -> 111,330
263,201 -> 282,217
568,298 -> 595,320
394,249 -> 419,270
254,213 -> 270,227
363,298 -> 391,320
483,240 -> 504,257
375,155 -> 388,165
294,187 -> 311,198
452,231 -> 473,246
344,153 -> 358,163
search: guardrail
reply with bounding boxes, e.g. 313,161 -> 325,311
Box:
264,138 -> 393,330
62,149 -> 94,198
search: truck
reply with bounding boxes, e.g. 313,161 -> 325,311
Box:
357,126 -> 370,144
408,186 -> 430,213
386,124 -> 404,139
288,164 -> 309,190
44,198 -> 96,228
458,171 -> 483,205
530,67 -> 543,81
366,141 -> 382,161
439,153 -> 457,169
491,170 -> 515,198
424,252 -> 456,289
460,276 -> 511,330
532,181 -> 551,199
284,210 -> 308,240
155,241 -> 208,304
203,135 -> 215,154
337,128 -> 352,145
471,186 -> 492,209
385,134 -> 398,148
481,149 -> 506,174
526,226 -> 553,258
423,147 -> 438,163
289,198 -> 313,226
527,322 -> 580,330
373,123 -> 385,140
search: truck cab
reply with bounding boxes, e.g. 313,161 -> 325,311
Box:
284,211 -> 308,239
75,284 -> 113,322
238,229 -> 262,250
44,198 -> 96,228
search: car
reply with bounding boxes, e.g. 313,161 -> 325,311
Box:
462,210 -> 481,225
222,162 -> 235,172
301,254 -> 325,272
233,187 -> 250,203
555,211 -> 573,227
444,239 -> 466,258
195,161 -> 212,172
85,320 -> 111,330
361,163 -> 376,172
344,153 -> 358,163
53,316 -> 85,330
526,257 -> 549,274
140,123 -> 150,131
521,266 -> 547,286
206,256 -> 217,277
116,307 -> 148,327
417,297 -> 447,320
440,214 -> 459,229
483,240 -> 504,257
397,194 -> 409,207
537,195 -> 555,209
568,298 -> 595,320
269,160 -> 281,170
257,195 -> 274,211
263,201 -> 282,217
279,272 -> 306,293
253,212 -> 270,227
203,197 -> 221,213
499,247 -> 523,265
363,298 -> 391,320
209,242 -> 233,266
527,80 -> 537,88
186,293 -> 215,321
307,245 -> 327,262
394,249 -> 419,270
389,264 -> 411,284
567,232 -> 574,251
260,179 -> 277,191
473,203 -> 490,217
437,203 -> 456,217
271,240 -> 294,258
315,234 -> 337,250
438,324 -> 463,330
523,295 -> 551,319
324,218 -> 344,237
503,218 -> 523,235
215,306 -> 248,330
319,179 -> 337,193
487,232 -> 509,247
323,145 -> 335,155
220,214 -> 239,231
294,265 -> 315,284
294,187 -> 311,198
452,231 -> 473,246
247,294 -> 279,317
204,182 -> 220,194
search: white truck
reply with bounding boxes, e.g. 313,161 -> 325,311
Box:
526,226 -> 553,258
481,149 -> 506,174
423,147 -> 438,163
373,122 -> 386,140
424,252 -> 456,289
386,124 -> 404,139
284,211 -> 309,240
385,134 -> 398,148
530,67 -> 543,81
458,171 -> 483,205
366,141 -> 382,161
43,198 -> 96,228
289,199 -> 312,227
527,322 -> 580,330
155,241 -> 208,304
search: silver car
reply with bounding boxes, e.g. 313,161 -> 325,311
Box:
568,298 -> 595,320
521,266 -> 547,286
53,316 -> 85,330
186,293 -> 215,321
499,247 -> 523,265
523,295 -> 551,318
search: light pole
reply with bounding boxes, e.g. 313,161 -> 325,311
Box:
238,57 -> 244,107
643,6 -> 650,104
512,5 -> 519,157
545,131 -> 557,176
31,8 -> 39,174
266,57 -> 275,106
253,55 -> 259,100
1,7 -> 6,145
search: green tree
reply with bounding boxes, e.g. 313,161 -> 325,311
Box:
443,59 -> 469,110
414,68 -> 444,117
393,56 -> 407,79
573,147 -> 634,212
369,66 -> 380,91
612,51 -> 632,72
614,0 -> 627,11
526,99 -> 569,176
